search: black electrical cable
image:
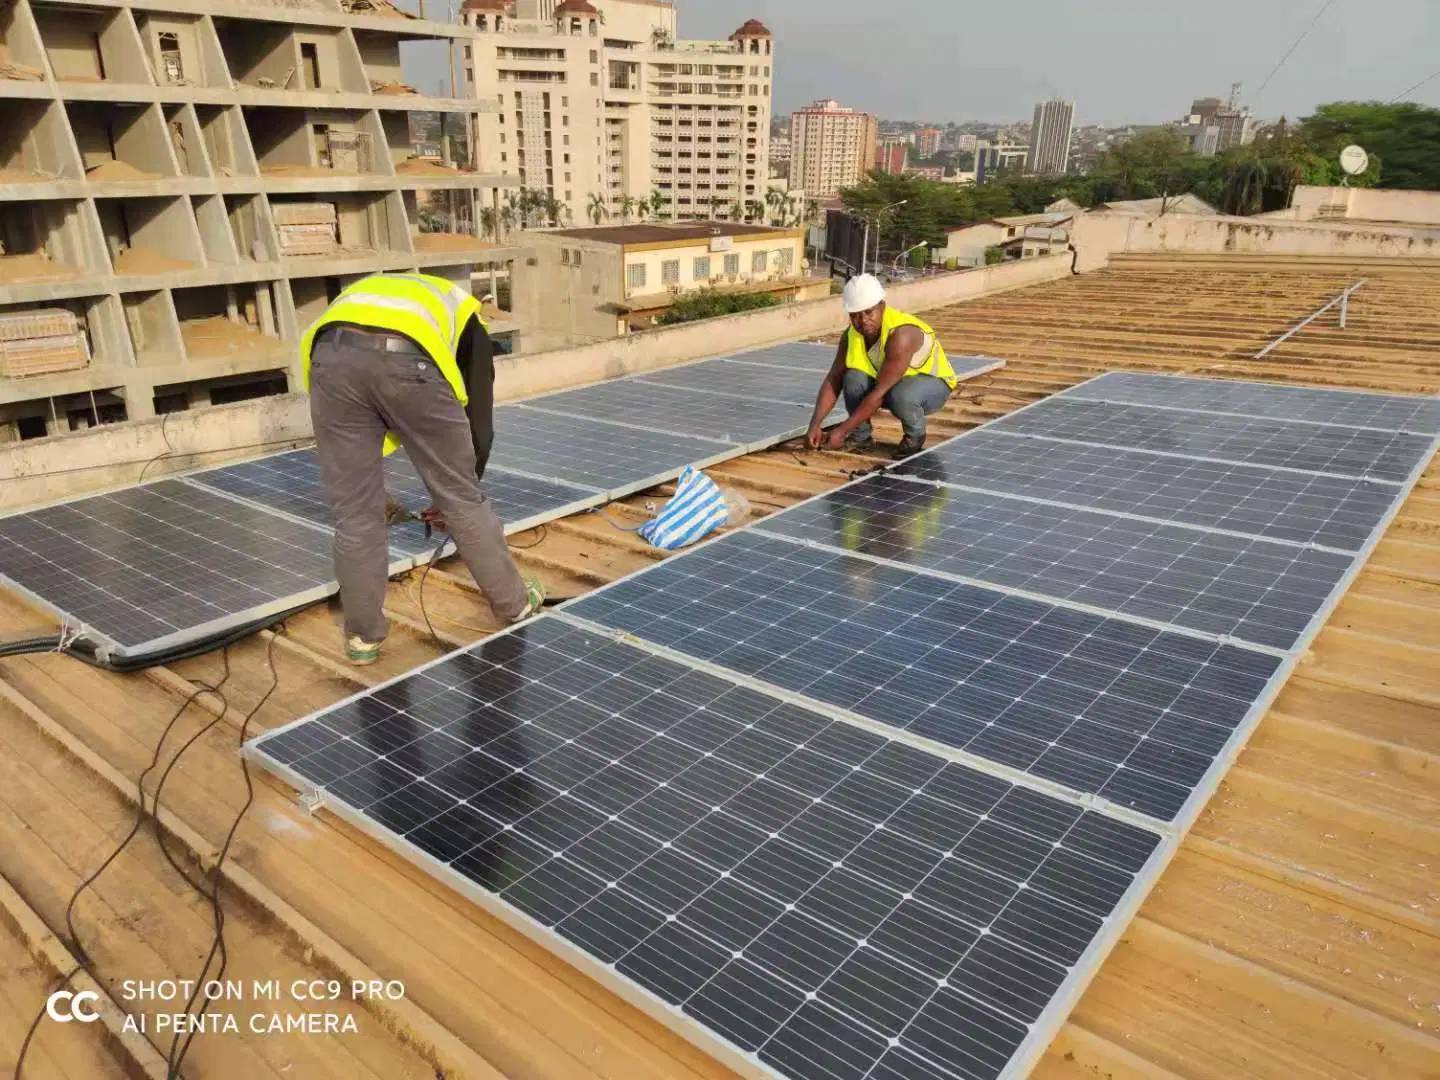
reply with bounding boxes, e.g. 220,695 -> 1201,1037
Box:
10,655 -> 235,1080
416,535 -> 451,647
160,629 -> 283,1080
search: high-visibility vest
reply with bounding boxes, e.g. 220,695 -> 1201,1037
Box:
844,306 -> 957,390
300,272 -> 486,455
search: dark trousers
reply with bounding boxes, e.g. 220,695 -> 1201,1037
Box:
842,369 -> 952,441
309,334 -> 526,641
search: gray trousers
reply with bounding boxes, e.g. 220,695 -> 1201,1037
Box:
842,369 -> 952,441
309,334 -> 527,641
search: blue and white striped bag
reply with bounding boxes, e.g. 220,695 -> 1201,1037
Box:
638,466 -> 728,550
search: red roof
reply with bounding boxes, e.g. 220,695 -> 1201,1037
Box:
730,18 -> 772,38
461,0 -> 509,10
554,0 -> 599,14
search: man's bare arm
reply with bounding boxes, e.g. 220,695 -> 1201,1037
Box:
805,332 -> 850,448
827,325 -> 923,439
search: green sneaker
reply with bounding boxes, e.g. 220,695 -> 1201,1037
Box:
345,635 -> 382,666
510,576 -> 546,623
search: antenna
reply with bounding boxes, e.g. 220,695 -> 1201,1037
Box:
1339,144 -> 1369,186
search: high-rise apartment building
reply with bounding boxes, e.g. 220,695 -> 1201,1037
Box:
914,126 -> 942,159
1029,99 -> 1074,174
875,137 -> 909,176
790,99 -> 877,199
1177,95 -> 1254,157
0,0 -> 512,441
463,1 -> 773,226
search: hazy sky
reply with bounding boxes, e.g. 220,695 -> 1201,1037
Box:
680,0 -> 1440,125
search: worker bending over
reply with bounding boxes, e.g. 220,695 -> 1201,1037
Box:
302,271 -> 542,665
806,273 -> 957,459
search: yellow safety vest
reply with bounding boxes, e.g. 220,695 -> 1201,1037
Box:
300,272 -> 486,455
845,306 -> 957,390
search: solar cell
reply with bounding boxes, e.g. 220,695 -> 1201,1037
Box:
892,430 -> 1401,552
756,474 -> 1352,651
186,447 -> 601,556
638,358 -> 833,406
1065,371 -> 1440,436
566,530 -> 1284,822
0,480 -> 339,655
726,342 -> 838,371
490,407 -> 735,493
522,379 -> 820,445
249,615 -> 1162,1080
990,398 -> 1433,482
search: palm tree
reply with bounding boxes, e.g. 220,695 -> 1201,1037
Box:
729,200 -> 744,222
648,189 -> 666,220
544,195 -> 563,226
617,193 -> 637,224
480,206 -> 499,240
764,188 -> 785,225
745,198 -> 766,223
586,192 -> 608,225
708,194 -> 726,220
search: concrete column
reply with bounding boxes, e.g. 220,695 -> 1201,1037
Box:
45,414 -> 68,437
225,286 -> 240,322
256,284 -> 277,336
123,382 -> 158,421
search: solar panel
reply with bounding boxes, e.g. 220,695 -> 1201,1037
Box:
249,615 -> 1163,1080
0,480 -> 340,656
756,474 -> 1352,651
639,358 -> 834,407
566,530 -> 1283,823
726,342 -> 839,371
891,430 -> 1401,552
990,398 -> 1433,482
490,407 -> 736,494
186,447 -> 602,556
1064,371 -> 1440,436
522,379 -> 821,445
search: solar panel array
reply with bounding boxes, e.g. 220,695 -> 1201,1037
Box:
0,341 -> 1003,662
249,371 -> 1434,1080
252,616 -> 1162,1080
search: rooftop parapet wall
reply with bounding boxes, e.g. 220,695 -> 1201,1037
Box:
1070,210 -> 1440,273
0,254 -> 1072,507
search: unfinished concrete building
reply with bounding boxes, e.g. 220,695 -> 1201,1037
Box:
0,0 -> 519,441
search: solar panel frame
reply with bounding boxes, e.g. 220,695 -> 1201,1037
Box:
0,478 -> 361,660
247,614 -> 1171,1080
181,447 -> 606,557
988,398 -> 1433,483
891,430 -> 1402,553
753,474 -> 1355,651
1060,371 -> 1440,436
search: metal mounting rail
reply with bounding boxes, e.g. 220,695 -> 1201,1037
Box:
1254,279 -> 1367,358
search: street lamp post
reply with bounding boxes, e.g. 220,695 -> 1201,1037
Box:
892,241 -> 928,276
868,198 -> 908,274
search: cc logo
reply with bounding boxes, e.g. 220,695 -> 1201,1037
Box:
46,989 -> 101,1023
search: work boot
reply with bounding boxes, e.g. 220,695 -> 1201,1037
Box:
842,432 -> 876,454
893,435 -> 926,460
510,576 -> 546,623
345,635 -> 383,666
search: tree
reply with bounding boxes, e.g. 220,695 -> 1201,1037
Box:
764,188 -> 786,224
480,206 -> 498,240
586,192 -> 608,225
728,201 -> 744,221
657,289 -> 781,326
1297,102 -> 1438,189
1214,119 -> 1335,215
708,194 -> 727,219
543,194 -> 563,226
617,193 -> 637,224
745,198 -> 766,223
648,189 -> 666,220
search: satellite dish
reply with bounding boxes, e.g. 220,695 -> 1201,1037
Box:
1339,145 -> 1369,176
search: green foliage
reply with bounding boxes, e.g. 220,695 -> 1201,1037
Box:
1296,102 -> 1439,188
656,289 -> 782,326
983,246 -> 1005,266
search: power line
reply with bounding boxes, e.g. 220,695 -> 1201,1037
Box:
1253,0 -> 1338,104
1388,67 -> 1440,104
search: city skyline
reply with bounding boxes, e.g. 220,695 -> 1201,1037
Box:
682,0 -> 1440,125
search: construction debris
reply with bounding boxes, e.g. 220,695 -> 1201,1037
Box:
0,251 -> 77,283
396,157 -> 460,176
370,80 -> 419,95
273,201 -> 340,255
0,61 -> 44,81
0,307 -> 90,377
339,0 -> 416,18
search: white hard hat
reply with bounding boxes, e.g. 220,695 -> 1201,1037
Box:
842,273 -> 886,314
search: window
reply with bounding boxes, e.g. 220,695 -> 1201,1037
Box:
561,249 -> 570,265
562,116 -> 569,126
563,134 -> 570,145
590,72 -> 598,86
778,248 -> 794,273
752,250 -> 767,273
693,255 -> 710,279
590,50 -> 598,63
572,248 -> 581,265
562,96 -> 568,106
565,172 -> 571,181
626,263 -> 647,288
662,259 -> 680,285
724,253 -> 740,276
499,133 -> 506,143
